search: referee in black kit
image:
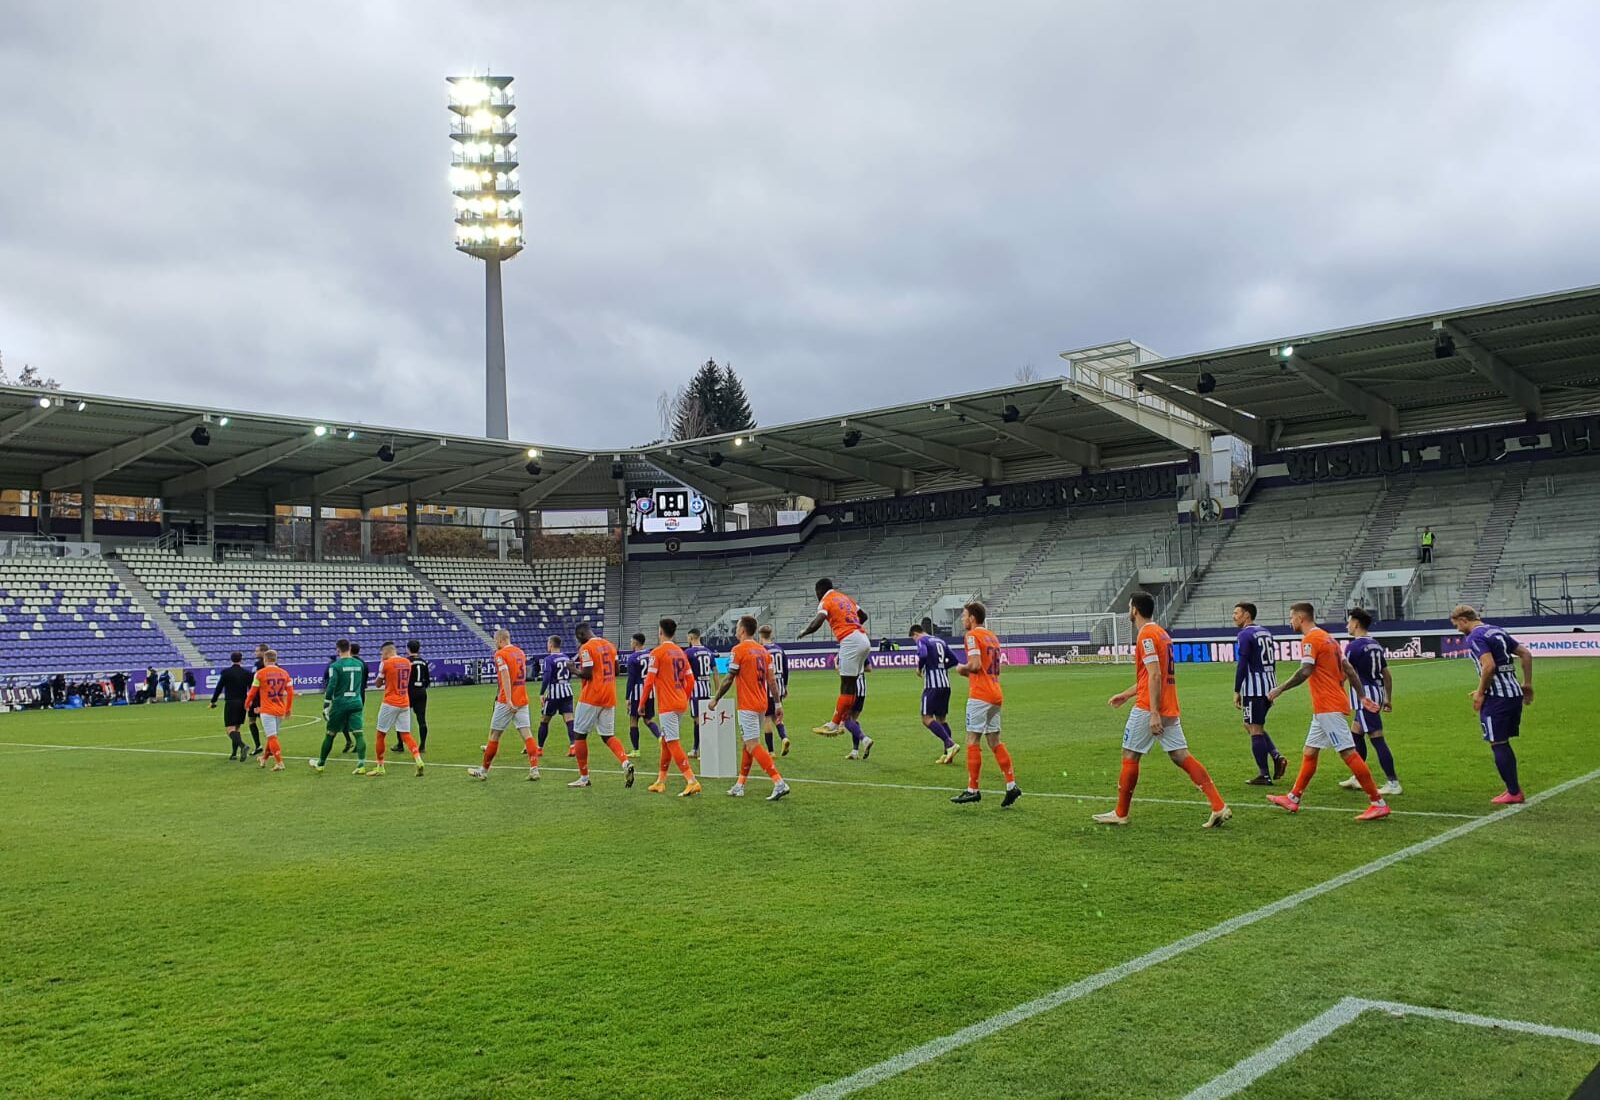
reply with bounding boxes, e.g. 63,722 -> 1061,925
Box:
211,652 -> 256,761
407,639 -> 432,751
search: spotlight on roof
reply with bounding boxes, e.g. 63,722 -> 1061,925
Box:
1433,330 -> 1456,360
525,460 -> 542,476
75,400 -> 87,411
313,425 -> 329,437
37,396 -> 52,409
346,429 -> 358,440
1196,372 -> 1216,395
610,459 -> 625,479
526,447 -> 539,458
376,443 -> 396,463
217,416 -> 230,427
842,429 -> 862,448
733,436 -> 744,446
708,452 -> 724,468
1000,404 -> 1021,423
190,425 -> 211,447
1278,345 -> 1295,360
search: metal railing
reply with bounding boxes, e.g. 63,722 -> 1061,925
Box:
1529,570 -> 1600,616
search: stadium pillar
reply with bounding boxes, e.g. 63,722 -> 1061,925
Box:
521,508 -> 535,565
405,498 -> 419,557
310,494 -> 324,563
359,508 -> 372,559
204,487 -> 216,546
81,481 -> 95,543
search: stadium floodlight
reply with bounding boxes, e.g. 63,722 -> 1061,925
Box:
346,429 -> 358,440
75,400 -> 87,411
526,447 -> 539,458
1279,345 -> 1295,359
217,416 -> 230,427
313,425 -> 329,437
37,396 -> 52,408
448,73 -> 520,444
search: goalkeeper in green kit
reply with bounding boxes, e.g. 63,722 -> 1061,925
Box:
309,638 -> 370,774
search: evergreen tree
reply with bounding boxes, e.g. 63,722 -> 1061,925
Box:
666,358 -> 756,440
714,362 -> 756,433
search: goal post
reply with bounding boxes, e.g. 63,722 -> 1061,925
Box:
984,612 -> 1133,663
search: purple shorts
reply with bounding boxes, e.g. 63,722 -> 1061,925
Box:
921,687 -> 951,718
1478,695 -> 1522,743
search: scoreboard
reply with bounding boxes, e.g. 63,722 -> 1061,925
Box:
633,486 -> 708,533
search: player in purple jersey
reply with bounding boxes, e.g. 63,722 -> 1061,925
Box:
910,623 -> 960,764
683,630 -> 719,759
757,625 -> 791,756
624,632 -> 660,755
1451,604 -> 1534,804
1233,602 -> 1288,785
1340,609 -> 1402,795
538,636 -> 577,757
843,654 -> 875,760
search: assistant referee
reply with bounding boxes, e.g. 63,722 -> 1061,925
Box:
210,652 -> 256,762
408,639 -> 432,752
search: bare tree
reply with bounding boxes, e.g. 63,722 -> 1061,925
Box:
1014,362 -> 1042,384
0,351 -> 60,389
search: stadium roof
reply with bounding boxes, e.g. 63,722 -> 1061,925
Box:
5,283 -> 1599,516
1131,283 -> 1600,449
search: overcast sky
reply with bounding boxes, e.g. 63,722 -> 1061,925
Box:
2,0 -> 1597,448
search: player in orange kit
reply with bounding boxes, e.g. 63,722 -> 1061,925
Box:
950,601 -> 1021,807
467,628 -> 542,782
1094,592 -> 1231,828
568,621 -> 635,789
711,614 -> 790,801
244,649 -> 294,772
642,618 -> 701,797
370,641 -> 425,777
798,577 -> 872,736
1266,602 -> 1391,821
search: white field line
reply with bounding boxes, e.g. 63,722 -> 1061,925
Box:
0,739 -> 1477,819
793,765 -> 1600,1100
1183,996 -> 1600,1100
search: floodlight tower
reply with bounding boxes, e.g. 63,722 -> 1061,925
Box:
447,75 -> 522,441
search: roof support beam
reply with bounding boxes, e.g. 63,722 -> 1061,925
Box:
39,416 -> 204,491
161,432 -> 323,499
1439,321 -> 1544,418
361,453 -> 525,510
949,402 -> 1100,468
642,453 -> 734,505
684,450 -> 835,501
1284,352 -> 1400,435
1133,375 -> 1272,447
1060,383 -> 1211,454
0,402 -> 60,448
850,423 -> 1002,481
517,457 -> 593,509
269,441 -> 441,504
752,436 -> 916,493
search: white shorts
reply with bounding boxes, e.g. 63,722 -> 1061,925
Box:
1121,708 -> 1188,756
1306,712 -> 1356,753
574,701 -> 614,737
491,702 -> 531,732
966,699 -> 1002,734
658,710 -> 686,742
376,702 -> 411,734
737,710 -> 762,742
837,631 -> 871,677
261,714 -> 282,736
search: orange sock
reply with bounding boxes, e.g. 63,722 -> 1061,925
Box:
1342,750 -> 1382,800
750,743 -> 781,781
603,735 -> 629,764
966,743 -> 982,790
1179,755 -> 1226,812
992,743 -> 1016,784
376,732 -> 387,764
658,740 -> 672,781
482,739 -> 500,769
266,734 -> 282,764
400,732 -> 420,758
832,695 -> 853,724
667,739 -> 696,781
522,735 -> 539,764
1291,754 -> 1318,798
740,747 -> 753,782
1117,756 -> 1140,816
575,738 -> 590,777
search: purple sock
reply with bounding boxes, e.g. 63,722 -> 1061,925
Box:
776,722 -> 787,739
537,719 -> 550,749
1372,736 -> 1398,782
1249,733 -> 1270,776
933,722 -> 955,749
764,730 -> 775,753
1352,732 -> 1368,760
1491,741 -> 1521,795
844,718 -> 864,748
646,720 -> 661,740
1262,733 -> 1280,757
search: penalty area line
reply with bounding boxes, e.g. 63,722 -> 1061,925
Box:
793,765 -> 1600,1100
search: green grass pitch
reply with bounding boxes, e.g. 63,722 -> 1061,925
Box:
2,659 -> 1598,1099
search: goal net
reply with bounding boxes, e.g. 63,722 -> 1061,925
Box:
984,612 -> 1133,664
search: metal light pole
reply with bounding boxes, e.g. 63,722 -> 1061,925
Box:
448,74 -> 522,554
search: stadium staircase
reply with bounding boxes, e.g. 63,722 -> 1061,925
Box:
1457,465 -> 1531,609
989,513 -> 1074,612
604,562 -> 624,644
903,523 -> 991,621
105,553 -> 208,666
1327,474 -> 1417,611
619,560 -> 642,638
404,566 -> 498,650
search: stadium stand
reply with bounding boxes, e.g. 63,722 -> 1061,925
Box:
114,549 -> 483,663
0,556 -> 187,680
409,556 -> 606,643
1483,459 -> 1600,614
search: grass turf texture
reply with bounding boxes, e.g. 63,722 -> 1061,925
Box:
1,660 -> 1596,1099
